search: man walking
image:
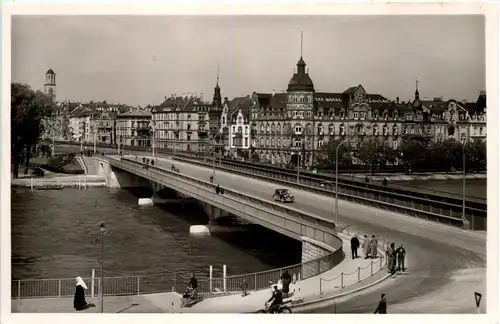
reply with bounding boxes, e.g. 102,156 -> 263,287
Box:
396,244 -> 406,272
350,235 -> 360,259
374,293 -> 387,314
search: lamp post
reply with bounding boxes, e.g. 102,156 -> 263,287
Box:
151,120 -> 156,158
335,139 -> 349,225
98,221 -> 107,313
212,131 -> 223,180
461,143 -> 468,229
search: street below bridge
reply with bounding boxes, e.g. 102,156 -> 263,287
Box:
116,153 -> 486,313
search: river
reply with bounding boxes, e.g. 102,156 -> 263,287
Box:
11,187 -> 301,285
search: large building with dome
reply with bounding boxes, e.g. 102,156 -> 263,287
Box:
248,49 -> 487,168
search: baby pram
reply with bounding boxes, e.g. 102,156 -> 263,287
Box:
180,287 -> 204,308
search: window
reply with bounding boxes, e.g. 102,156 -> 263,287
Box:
245,126 -> 249,135
294,140 -> 302,148
260,124 -> 264,132
372,111 -> 378,119
410,127 -> 415,134
373,125 -> 379,136
244,138 -> 248,147
237,126 -> 242,134
329,124 -> 335,135
232,126 -> 235,133
340,111 -> 345,119
353,112 -> 359,120
317,140 -> 324,149
405,113 -> 413,121
393,125 -> 398,136
360,112 -> 367,120
278,138 -> 281,147
340,125 -> 345,135
260,138 -> 264,146
187,124 -> 191,131
271,138 -> 275,147
317,124 -> 323,135
187,114 -> 191,120
187,134 -> 191,141
383,125 -> 388,136
277,124 -> 281,132
403,127 -> 408,135
238,116 -> 242,124
295,125 -> 303,134
266,124 -> 270,132
293,111 -> 297,118
266,138 -> 270,147
222,116 -> 226,125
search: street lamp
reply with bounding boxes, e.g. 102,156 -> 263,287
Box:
335,139 -> 349,225
212,131 -> 223,180
151,120 -> 156,159
461,143 -> 469,229
98,221 -> 107,313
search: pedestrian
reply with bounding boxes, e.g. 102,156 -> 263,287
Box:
383,177 -> 388,186
396,244 -> 406,272
74,276 -> 90,311
362,235 -> 370,259
241,278 -> 249,297
370,235 -> 378,259
374,293 -> 387,314
280,270 -> 292,297
350,235 -> 360,259
216,185 -> 220,194
386,243 -> 396,273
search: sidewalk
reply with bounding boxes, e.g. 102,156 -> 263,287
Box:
11,231 -> 389,313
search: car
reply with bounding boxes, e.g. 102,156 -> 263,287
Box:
273,189 -> 295,203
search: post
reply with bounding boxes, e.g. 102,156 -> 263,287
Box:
340,272 -> 344,288
17,280 -> 21,299
137,276 -> 140,295
91,268 -> 95,298
462,144 -> 468,229
223,265 -> 227,293
93,129 -> 97,154
335,140 -> 347,225
30,177 -> 34,191
152,122 -> 156,158
58,279 -> 61,298
296,153 -> 300,183
371,261 -> 373,276
100,231 -> 104,313
254,273 -> 257,291
357,267 -> 360,282
319,278 -> 322,295
209,265 -> 213,293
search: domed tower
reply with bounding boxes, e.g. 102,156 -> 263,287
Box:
44,68 -> 56,99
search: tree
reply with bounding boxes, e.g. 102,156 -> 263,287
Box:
428,139 -> 461,171
464,139 -> 486,171
314,138 -> 352,168
356,139 -> 393,175
399,135 -> 430,171
11,83 -> 56,178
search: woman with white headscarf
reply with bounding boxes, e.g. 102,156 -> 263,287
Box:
74,276 -> 88,311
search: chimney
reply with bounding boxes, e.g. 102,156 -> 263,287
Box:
272,89 -> 276,96
396,97 -> 399,104
224,97 -> 228,101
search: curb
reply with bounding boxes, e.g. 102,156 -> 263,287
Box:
292,272 -> 393,311
291,233 -> 389,311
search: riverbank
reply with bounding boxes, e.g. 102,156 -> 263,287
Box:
11,175 -> 106,189
347,172 -> 486,182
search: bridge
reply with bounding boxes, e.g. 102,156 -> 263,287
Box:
97,155 -> 344,267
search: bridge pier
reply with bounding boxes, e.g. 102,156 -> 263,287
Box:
98,160 -> 150,189
198,201 -> 230,220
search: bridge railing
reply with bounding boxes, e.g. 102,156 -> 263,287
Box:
110,157 -> 340,247
12,227 -> 393,300
170,155 -> 487,231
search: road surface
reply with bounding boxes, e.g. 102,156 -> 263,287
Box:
113,154 -> 486,314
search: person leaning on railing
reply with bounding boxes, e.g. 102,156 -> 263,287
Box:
187,272 -> 198,299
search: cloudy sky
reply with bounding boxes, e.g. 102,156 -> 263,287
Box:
11,15 -> 485,106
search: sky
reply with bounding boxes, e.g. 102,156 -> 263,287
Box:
11,15 -> 485,107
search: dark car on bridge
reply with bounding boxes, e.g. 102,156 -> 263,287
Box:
273,189 -> 295,203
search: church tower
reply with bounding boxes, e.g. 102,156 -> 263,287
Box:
44,68 -> 56,99
212,63 -> 222,108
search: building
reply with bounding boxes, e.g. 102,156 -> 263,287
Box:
250,40 -> 487,167
44,68 -> 56,98
151,95 -> 212,153
116,109 -> 152,147
220,96 -> 253,158
151,72 -> 225,154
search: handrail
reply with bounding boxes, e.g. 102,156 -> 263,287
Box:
11,227 -> 391,300
169,156 -> 486,230
173,155 -> 486,212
